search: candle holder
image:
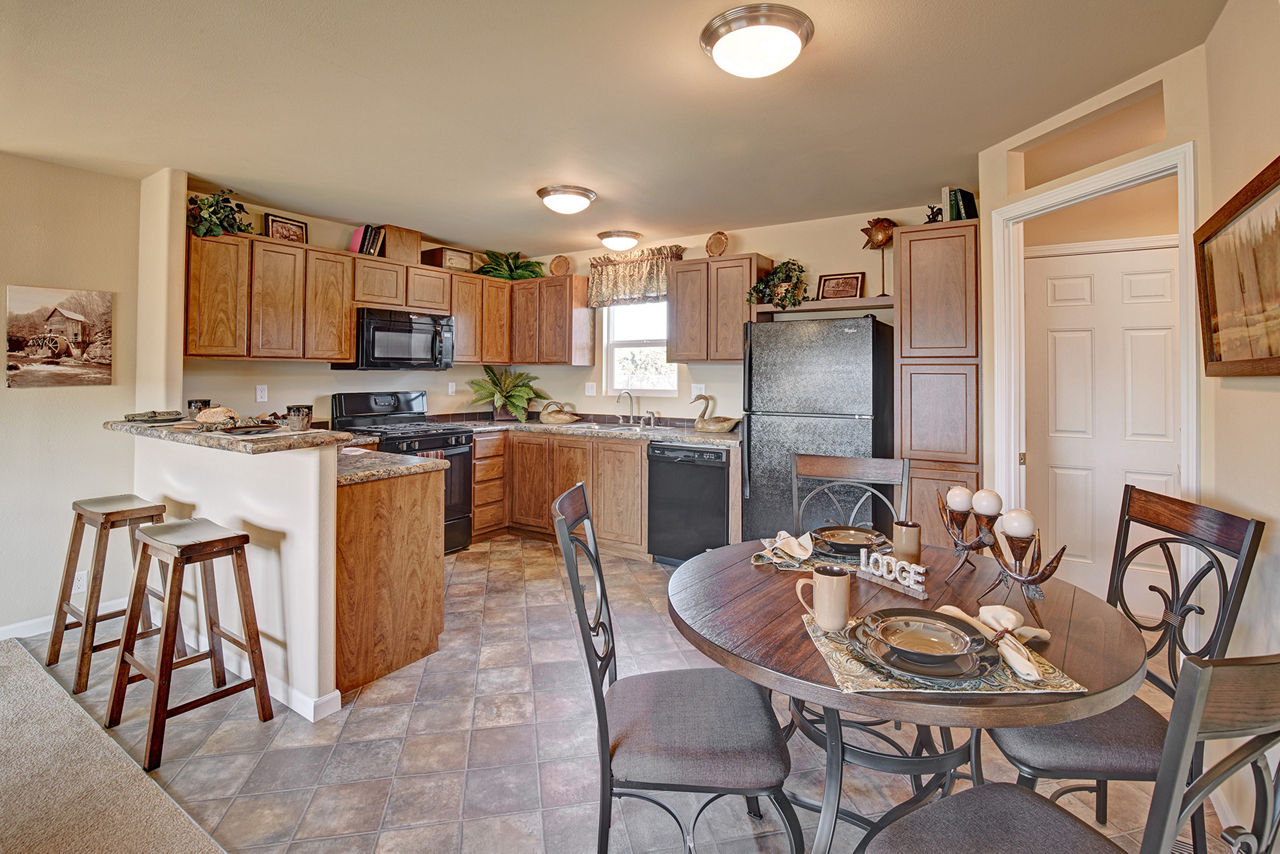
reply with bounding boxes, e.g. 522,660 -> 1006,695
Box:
936,490 -> 999,582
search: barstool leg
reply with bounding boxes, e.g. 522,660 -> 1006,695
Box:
199,559 -> 227,688
107,542 -> 155,728
143,556 -> 187,771
46,512 -> 86,667
72,523 -> 112,694
128,521 -> 154,634
231,547 -> 273,722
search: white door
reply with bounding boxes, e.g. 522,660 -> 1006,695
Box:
1024,243 -> 1180,608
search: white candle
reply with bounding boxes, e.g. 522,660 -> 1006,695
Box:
945,486 -> 973,512
972,489 -> 1003,516
1003,508 -> 1036,538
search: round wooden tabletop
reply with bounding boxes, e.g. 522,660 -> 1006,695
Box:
667,541 -> 1148,729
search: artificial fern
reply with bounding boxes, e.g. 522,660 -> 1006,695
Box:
474,250 -> 545,280
467,366 -> 549,422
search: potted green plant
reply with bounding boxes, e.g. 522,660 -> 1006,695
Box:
474,250 -> 545,280
187,189 -> 254,237
748,259 -> 808,309
467,366 -> 549,422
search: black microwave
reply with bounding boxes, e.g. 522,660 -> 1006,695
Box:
332,308 -> 454,371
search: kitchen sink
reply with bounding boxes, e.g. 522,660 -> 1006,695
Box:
602,425 -> 645,432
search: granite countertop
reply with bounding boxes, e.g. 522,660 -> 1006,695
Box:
450,421 -> 740,446
336,449 -> 450,485
105,421 -> 354,455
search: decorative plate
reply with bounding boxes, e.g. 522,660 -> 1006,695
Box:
861,608 -> 985,665
705,231 -> 729,257
549,255 -> 571,276
810,525 -> 885,556
219,425 -> 281,436
132,415 -> 184,425
851,621 -> 1000,683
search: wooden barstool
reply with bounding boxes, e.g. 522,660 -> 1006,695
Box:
46,494 -> 176,694
106,518 -> 273,770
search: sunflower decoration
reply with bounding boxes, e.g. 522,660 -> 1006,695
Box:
860,217 -> 897,250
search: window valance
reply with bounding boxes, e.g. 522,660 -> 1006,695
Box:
587,244 -> 685,308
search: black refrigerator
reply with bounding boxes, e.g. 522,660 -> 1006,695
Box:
742,317 -> 894,540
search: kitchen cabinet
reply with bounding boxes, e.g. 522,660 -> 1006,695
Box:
666,254 -> 773,363
897,221 -> 978,359
304,250 -> 354,361
473,432 -> 507,536
591,439 -> 646,548
508,276 -> 593,366
353,257 -> 406,306
186,233 -> 250,357
510,281 -> 539,364
907,464 -> 979,550
481,278 -> 511,364
249,240 -> 306,358
406,265 -> 451,313
508,433 -> 551,530
451,274 -> 483,363
552,437 -> 593,526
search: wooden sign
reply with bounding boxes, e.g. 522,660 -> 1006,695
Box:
856,549 -> 928,599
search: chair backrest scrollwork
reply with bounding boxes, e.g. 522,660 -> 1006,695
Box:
791,454 -> 910,536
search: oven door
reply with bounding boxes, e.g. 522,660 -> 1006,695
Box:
413,444 -> 473,554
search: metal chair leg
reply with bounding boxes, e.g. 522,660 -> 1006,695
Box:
1095,779 -> 1108,824
969,730 -> 985,785
1015,772 -> 1037,790
745,795 -> 763,820
771,793 -> 805,854
598,777 -> 612,853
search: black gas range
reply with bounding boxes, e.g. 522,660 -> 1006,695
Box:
332,391 -> 473,554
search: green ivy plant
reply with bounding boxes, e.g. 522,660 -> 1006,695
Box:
748,258 -> 808,309
187,189 -> 254,237
467,366 -> 549,422
474,250 -> 545,280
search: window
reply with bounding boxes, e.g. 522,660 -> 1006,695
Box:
605,302 -> 678,396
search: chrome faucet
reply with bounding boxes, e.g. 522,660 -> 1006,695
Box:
643,410 -> 658,428
616,390 -> 635,424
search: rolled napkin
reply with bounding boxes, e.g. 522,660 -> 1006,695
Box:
978,604 -> 1051,643
774,531 -> 813,561
937,605 -> 1043,683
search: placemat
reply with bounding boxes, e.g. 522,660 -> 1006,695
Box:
804,615 -> 1087,694
752,535 -> 888,571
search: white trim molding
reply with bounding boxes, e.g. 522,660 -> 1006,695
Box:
1022,234 -> 1180,259
990,142 -> 1199,508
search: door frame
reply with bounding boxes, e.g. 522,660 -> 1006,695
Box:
990,141 -> 1200,506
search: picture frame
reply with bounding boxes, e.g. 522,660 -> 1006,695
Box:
816,272 -> 865,300
1195,152 -> 1280,376
263,212 -> 309,244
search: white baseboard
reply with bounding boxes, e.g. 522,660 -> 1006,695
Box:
0,598 -> 128,640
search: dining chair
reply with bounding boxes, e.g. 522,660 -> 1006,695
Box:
981,485 -> 1265,853
551,483 -> 804,854
791,454 -> 910,535
868,651 -> 1280,853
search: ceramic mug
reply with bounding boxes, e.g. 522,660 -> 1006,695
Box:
796,565 -> 851,633
892,520 -> 922,565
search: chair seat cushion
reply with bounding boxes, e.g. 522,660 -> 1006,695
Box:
990,695 -> 1167,779
605,668 -> 790,791
866,783 -> 1122,854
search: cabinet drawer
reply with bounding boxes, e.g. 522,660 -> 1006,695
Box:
474,501 -> 507,532
475,456 -> 506,482
474,434 -> 506,460
474,479 -> 505,506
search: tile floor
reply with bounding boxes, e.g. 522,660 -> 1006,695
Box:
21,534 -> 1226,853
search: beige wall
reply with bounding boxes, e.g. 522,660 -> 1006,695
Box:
1023,175 -> 1179,246
0,153 -> 141,630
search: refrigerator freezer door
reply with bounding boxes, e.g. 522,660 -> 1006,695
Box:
745,318 -> 878,417
742,413 -> 875,540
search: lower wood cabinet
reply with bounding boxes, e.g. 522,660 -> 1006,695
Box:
907,464 -> 979,549
508,433 -> 552,529
473,432 -> 507,535
591,440 -> 646,549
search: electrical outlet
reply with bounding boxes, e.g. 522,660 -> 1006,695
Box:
691,383 -> 706,397
72,571 -> 87,595
448,382 -> 456,395
256,384 -> 268,403
585,382 -> 597,397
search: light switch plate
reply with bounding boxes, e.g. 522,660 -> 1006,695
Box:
585,382 -> 597,397
256,384 -> 268,403
691,383 -> 706,397
448,382 -> 456,395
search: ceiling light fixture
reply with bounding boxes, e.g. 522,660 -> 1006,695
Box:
598,230 -> 642,251
700,4 -> 814,79
537,185 -> 597,214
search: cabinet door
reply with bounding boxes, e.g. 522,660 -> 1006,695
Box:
481,278 -> 511,364
552,437 -> 592,503
250,240 -> 306,358
510,281 -> 540,364
591,440 -> 645,546
539,276 -> 571,365
186,233 -> 250,356
897,221 -> 978,359
707,257 -> 752,361
451,274 -> 483,363
406,266 -> 451,313
508,434 -> 551,530
667,260 -> 708,362
907,465 -> 979,549
353,258 -> 406,306
305,250 -> 354,361
899,363 -> 979,464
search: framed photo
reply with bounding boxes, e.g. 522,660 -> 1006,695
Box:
7,285 -> 113,388
1195,152 -> 1280,376
816,272 -> 865,300
263,213 -> 308,244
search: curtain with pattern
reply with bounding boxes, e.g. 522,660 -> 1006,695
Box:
586,244 -> 685,308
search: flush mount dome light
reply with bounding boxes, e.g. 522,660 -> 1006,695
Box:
700,4 -> 814,78
537,185 -> 597,214
598,230 -> 642,251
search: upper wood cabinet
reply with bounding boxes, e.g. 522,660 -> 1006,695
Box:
509,276 -> 594,366
510,281 -> 539,364
667,254 -> 773,363
305,250 -> 354,361
481,278 -> 511,364
896,220 -> 978,359
250,240 -> 306,358
186,233 -> 250,357
353,257 -> 406,307
899,363 -> 979,465
451,274 -> 483,363
591,440 -> 646,547
406,266 -> 450,313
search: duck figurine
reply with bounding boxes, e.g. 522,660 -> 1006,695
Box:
692,394 -> 741,433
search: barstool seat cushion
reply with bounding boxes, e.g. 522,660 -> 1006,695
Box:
72,494 -> 166,523
136,518 -> 250,557
605,668 -> 790,791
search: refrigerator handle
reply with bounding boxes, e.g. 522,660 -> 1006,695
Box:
742,322 -> 752,413
741,413 -> 750,500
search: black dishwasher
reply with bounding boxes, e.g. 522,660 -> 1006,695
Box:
647,443 -> 730,566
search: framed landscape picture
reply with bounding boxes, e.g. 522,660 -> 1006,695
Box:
816,272 -> 865,300
264,212 -> 308,243
6,285 -> 113,388
1195,152 -> 1280,376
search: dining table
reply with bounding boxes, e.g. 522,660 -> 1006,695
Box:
667,540 -> 1149,854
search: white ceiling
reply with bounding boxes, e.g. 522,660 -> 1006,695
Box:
0,0 -> 1223,255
